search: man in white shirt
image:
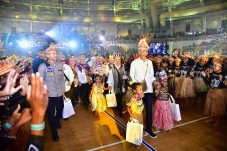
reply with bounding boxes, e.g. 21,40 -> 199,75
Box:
130,38 -> 157,138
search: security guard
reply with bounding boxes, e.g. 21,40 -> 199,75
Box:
38,44 -> 65,141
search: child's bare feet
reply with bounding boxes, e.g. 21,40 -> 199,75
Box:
94,111 -> 99,117
205,119 -> 214,123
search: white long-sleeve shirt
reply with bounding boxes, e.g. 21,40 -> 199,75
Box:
64,64 -> 75,92
130,58 -> 156,93
76,67 -> 88,84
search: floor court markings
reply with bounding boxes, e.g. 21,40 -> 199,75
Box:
86,114 -> 208,151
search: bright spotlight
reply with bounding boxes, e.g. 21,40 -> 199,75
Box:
45,30 -> 55,37
17,39 -> 32,48
99,35 -> 105,41
68,41 -> 77,48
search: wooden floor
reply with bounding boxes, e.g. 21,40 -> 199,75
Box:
44,102 -> 227,151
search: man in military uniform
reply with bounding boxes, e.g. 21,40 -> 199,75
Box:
38,44 -> 65,141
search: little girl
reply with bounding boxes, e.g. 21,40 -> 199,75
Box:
127,83 -> 144,124
89,75 -> 111,116
153,76 -> 174,132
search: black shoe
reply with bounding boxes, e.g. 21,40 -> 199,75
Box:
52,136 -> 59,142
147,131 -> 157,139
52,134 -> 59,142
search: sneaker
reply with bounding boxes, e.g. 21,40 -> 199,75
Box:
147,131 -> 157,139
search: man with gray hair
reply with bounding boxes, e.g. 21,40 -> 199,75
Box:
38,44 -> 65,142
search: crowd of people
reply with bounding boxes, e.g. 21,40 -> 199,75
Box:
0,36 -> 227,150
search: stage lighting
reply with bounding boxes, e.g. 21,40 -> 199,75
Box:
45,30 -> 55,37
17,39 -> 32,48
99,35 -> 105,41
68,41 -> 77,48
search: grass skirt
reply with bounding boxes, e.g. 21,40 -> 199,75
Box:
91,94 -> 107,112
168,76 -> 175,95
175,77 -> 195,98
153,100 -> 174,131
194,78 -> 208,93
174,77 -> 183,98
204,88 -> 226,117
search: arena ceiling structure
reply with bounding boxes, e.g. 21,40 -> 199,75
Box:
0,0 -> 227,28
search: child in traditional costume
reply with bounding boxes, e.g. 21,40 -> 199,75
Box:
223,58 -> 227,103
153,76 -> 174,132
173,57 -> 182,97
154,57 -> 162,78
202,59 -> 226,126
192,55 -> 209,107
167,56 -> 175,95
127,83 -> 144,124
175,53 -> 195,108
89,75 -> 111,116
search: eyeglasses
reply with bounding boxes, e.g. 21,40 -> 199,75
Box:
61,60 -> 65,62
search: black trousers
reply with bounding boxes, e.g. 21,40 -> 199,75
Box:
143,93 -> 153,132
115,93 -> 123,113
73,86 -> 79,104
79,83 -> 90,106
47,96 -> 64,138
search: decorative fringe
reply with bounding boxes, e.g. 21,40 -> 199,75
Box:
194,78 -> 208,93
175,77 -> 195,98
204,89 -> 226,117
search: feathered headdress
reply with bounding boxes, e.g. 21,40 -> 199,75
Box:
115,53 -> 121,60
210,53 -> 221,59
109,54 -> 114,59
138,35 -> 151,51
0,56 -> 18,76
200,55 -> 208,62
213,59 -> 223,68
175,57 -> 182,62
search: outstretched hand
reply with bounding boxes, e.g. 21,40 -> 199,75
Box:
27,73 -> 48,124
8,105 -> 21,126
20,75 -> 29,96
0,69 -> 22,96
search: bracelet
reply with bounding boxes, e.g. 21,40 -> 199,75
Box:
0,95 -> 11,99
4,122 -> 12,130
30,122 -> 45,131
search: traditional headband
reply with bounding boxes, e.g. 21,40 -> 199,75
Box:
138,38 -> 149,51
109,54 -> 114,59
